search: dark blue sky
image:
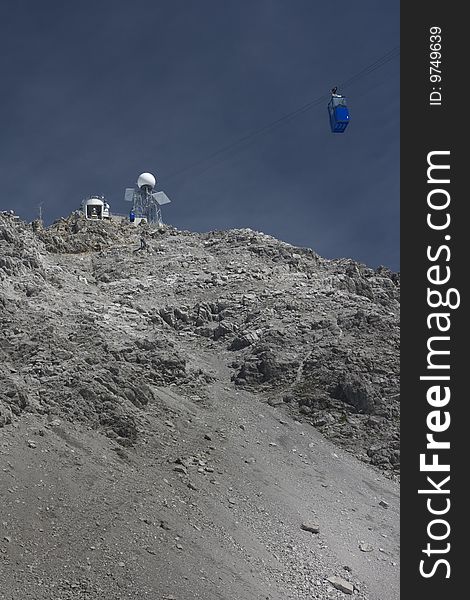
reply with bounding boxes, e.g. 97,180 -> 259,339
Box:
0,1 -> 399,270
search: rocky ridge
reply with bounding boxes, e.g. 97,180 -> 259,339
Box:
0,211 -> 400,600
1,212 -> 399,475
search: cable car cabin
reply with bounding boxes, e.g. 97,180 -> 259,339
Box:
328,96 -> 350,133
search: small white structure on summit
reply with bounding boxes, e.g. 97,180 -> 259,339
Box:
137,172 -> 156,190
124,172 -> 171,226
82,196 -> 110,220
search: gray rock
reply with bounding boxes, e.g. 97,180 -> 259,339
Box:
301,522 -> 320,534
335,374 -> 377,414
359,542 -> 373,552
327,576 -> 354,594
173,465 -> 188,475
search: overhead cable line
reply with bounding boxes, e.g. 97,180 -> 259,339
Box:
164,46 -> 400,185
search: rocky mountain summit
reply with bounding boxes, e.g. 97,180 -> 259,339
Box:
1,211 -> 399,473
0,211 -> 400,600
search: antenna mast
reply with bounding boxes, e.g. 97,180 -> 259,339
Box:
124,172 -> 171,225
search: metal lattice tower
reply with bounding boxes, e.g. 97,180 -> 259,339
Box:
124,172 -> 171,225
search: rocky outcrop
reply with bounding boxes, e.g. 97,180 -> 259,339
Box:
0,212 -> 399,475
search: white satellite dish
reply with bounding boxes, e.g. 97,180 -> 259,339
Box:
137,172 -> 156,190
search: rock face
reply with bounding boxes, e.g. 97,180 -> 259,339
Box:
0,212 -> 400,600
0,212 -> 399,475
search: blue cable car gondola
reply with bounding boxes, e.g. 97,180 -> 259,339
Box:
328,93 -> 350,133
